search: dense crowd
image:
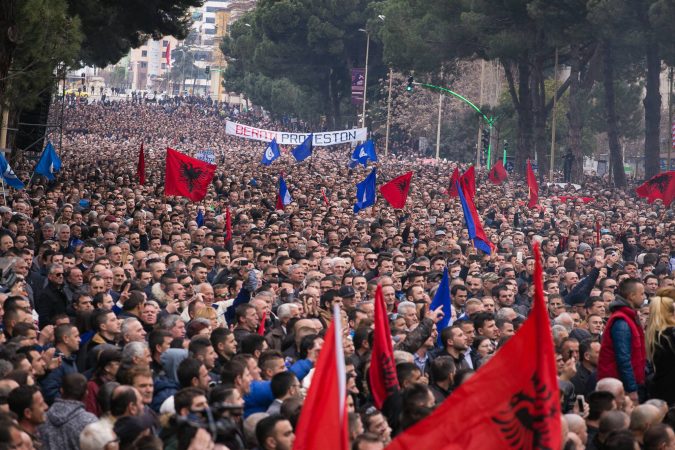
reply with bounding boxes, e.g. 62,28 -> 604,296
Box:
0,95 -> 673,450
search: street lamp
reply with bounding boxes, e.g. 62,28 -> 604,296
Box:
358,28 -> 369,129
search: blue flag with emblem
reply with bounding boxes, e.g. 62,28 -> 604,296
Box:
291,134 -> 313,162
196,209 -> 204,227
261,138 -> 281,166
0,153 -> 24,190
35,142 -> 62,180
349,140 -> 377,168
353,168 -> 377,213
430,267 -> 452,346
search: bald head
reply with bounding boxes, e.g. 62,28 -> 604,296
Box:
599,410 -> 630,436
564,414 -> 588,445
629,404 -> 661,433
596,377 -> 625,405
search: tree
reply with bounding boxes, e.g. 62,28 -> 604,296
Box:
68,0 -> 202,67
0,0 -> 82,109
379,0 -> 566,175
221,0 -> 386,127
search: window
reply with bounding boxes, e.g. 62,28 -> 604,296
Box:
205,17 -> 216,23
161,63 -> 166,69
163,40 -> 168,47
205,28 -> 216,35
141,50 -> 148,57
140,62 -> 147,68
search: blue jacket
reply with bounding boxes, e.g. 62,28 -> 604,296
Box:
40,352 -> 78,405
243,362 -> 313,417
564,268 -> 601,306
610,318 -> 638,393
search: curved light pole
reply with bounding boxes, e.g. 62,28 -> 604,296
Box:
411,80 -> 497,168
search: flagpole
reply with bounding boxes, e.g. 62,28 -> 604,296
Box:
1,178 -> 6,205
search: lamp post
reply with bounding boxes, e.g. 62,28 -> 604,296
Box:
385,67 -> 393,156
359,28 -> 370,129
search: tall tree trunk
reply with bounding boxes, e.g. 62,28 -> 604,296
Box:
503,59 -> 534,176
602,41 -> 627,187
0,0 -> 18,101
567,44 -> 584,182
532,57 -> 548,179
643,38 -> 661,178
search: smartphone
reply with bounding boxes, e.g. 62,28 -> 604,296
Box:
576,395 -> 585,411
516,251 -> 523,263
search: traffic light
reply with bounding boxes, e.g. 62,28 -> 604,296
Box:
406,76 -> 414,92
205,66 -> 210,75
80,73 -> 85,84
481,129 -> 490,151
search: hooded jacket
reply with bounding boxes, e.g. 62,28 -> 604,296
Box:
150,348 -> 187,412
38,399 -> 97,450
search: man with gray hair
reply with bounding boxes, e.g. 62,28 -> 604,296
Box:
117,341 -> 151,385
120,317 -> 147,344
266,303 -> 300,351
397,301 -> 418,331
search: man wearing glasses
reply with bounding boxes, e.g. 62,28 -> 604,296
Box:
35,264 -> 68,328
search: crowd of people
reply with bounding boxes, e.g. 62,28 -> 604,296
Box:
0,94 -> 673,450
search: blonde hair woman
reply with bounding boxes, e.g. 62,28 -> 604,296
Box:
645,287 -> 675,405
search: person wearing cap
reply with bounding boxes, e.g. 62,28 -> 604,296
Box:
113,412 -> 155,448
338,285 -> 357,311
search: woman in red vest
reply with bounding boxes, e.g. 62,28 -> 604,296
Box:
645,287 -> 675,406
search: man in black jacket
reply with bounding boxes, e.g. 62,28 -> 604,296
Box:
35,264 -> 68,328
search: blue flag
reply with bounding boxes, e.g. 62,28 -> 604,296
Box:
196,209 -> 204,227
349,140 -> 378,168
353,168 -> 377,213
35,142 -> 62,180
292,134 -> 313,162
261,138 -> 281,166
249,178 -> 258,187
0,153 -> 24,190
456,181 -> 493,255
430,267 -> 452,346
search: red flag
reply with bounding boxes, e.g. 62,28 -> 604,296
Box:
636,171 -> 675,207
321,188 -> 330,206
257,310 -> 267,336
164,148 -> 216,202
225,207 -> 232,244
388,243 -> 561,450
137,143 -> 146,185
369,285 -> 399,409
595,221 -> 601,247
165,42 -> 171,67
460,166 -> 476,199
293,308 -> 348,450
380,171 -> 413,209
526,160 -> 539,208
488,160 -> 508,185
448,168 -> 461,197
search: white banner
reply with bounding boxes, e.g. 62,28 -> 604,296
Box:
195,149 -> 216,164
225,120 -> 367,146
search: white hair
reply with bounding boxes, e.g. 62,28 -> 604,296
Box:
80,421 -> 116,450
397,301 -> 416,314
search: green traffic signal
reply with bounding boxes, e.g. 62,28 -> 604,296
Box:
406,76 -> 414,91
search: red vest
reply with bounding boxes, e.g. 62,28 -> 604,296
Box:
597,306 -> 646,386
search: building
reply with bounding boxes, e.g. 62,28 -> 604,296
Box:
129,36 -> 179,92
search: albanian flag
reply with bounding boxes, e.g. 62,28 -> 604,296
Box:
448,167 -> 461,197
369,285 -> 399,409
225,207 -> 232,243
636,171 -> 675,207
488,160 -> 508,185
388,243 -> 561,450
165,148 -> 216,202
460,166 -> 476,199
380,171 -> 413,209
526,160 -> 539,208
